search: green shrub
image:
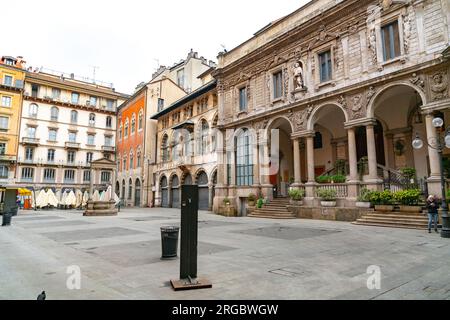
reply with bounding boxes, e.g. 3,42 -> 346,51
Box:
369,190 -> 393,205
316,188 -> 337,201
248,193 -> 256,202
400,167 -> 417,180
223,197 -> 230,205
393,189 -> 421,206
357,188 -> 372,202
288,188 -> 305,200
316,176 -> 331,184
316,175 -> 346,184
257,198 -> 264,208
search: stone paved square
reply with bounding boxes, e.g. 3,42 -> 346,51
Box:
1,207 -> 450,300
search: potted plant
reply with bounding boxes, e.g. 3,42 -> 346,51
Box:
316,188 -> 337,207
369,190 -> 394,212
400,167 -> 417,184
393,189 -> 422,213
247,193 -> 256,207
288,188 -> 305,206
356,187 -> 372,208
223,197 -> 231,206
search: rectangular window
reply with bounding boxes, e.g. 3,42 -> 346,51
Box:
319,50 -> 332,82
87,134 -> 95,145
236,132 -> 254,186
123,159 -> 127,171
31,84 -> 39,98
43,169 -> 55,182
381,21 -> 401,61
89,96 -> 97,107
25,147 -> 34,161
0,116 -> 8,130
21,167 -> 34,181
106,116 -> 112,128
67,151 -> 76,164
0,165 -> 9,179
101,171 -> 111,183
47,149 -> 55,162
273,71 -> 283,99
239,87 -> 248,111
71,92 -> 79,104
3,75 -> 13,86
83,170 -> 91,182
177,69 -> 185,88
158,98 -> 164,111
27,126 -> 36,138
0,143 -> 5,155
48,129 -> 57,141
68,132 -> 77,143
86,152 -> 93,164
106,99 -> 114,110
64,170 -> 75,182
1,96 -> 12,107
52,88 -> 61,99
105,136 -> 113,146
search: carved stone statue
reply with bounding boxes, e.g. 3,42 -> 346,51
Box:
368,28 -> 377,64
292,62 -> 304,90
430,71 -> 449,101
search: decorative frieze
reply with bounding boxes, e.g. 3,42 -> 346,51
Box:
430,70 -> 449,101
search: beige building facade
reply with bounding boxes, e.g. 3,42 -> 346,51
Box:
213,0 -> 450,214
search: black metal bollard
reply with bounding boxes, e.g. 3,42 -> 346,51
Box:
2,212 -> 12,226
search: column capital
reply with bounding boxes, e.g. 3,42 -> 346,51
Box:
292,130 -> 315,139
344,118 -> 377,129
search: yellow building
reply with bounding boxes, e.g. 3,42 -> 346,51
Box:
0,56 -> 26,186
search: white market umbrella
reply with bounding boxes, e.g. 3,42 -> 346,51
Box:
99,191 -> 106,201
46,189 -> 59,207
36,189 -> 48,208
31,190 -> 36,209
67,191 -> 77,207
75,190 -> 83,208
55,190 -> 61,203
82,191 -> 89,207
114,192 -> 120,205
91,190 -> 100,202
60,191 -> 68,206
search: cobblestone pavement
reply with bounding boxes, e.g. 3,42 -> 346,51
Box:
1,208 -> 449,300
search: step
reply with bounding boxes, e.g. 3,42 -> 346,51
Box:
356,218 -> 428,227
251,211 -> 295,216
254,207 -> 290,212
363,215 -> 428,222
248,214 -> 297,219
352,221 -> 428,230
364,213 -> 428,220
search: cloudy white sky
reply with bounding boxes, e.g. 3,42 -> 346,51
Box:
2,0 -> 309,94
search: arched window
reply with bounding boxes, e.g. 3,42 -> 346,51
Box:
138,110 -> 143,130
211,115 -> 218,152
119,123 -> 123,140
50,106 -> 58,121
29,103 -> 38,118
131,114 -> 136,134
236,129 -> 253,186
89,113 -> 96,126
70,110 -> 78,123
162,134 -> 169,162
136,149 -> 142,167
128,178 -> 133,200
106,116 -> 112,128
129,151 -> 134,170
124,119 -> 129,137
121,180 -> 126,200
199,120 -> 209,155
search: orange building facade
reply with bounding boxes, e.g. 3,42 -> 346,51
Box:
116,88 -> 146,206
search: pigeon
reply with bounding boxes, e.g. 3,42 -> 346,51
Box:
37,291 -> 46,300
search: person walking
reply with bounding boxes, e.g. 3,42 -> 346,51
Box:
426,195 -> 439,234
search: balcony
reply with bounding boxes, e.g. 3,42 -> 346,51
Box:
65,142 -> 81,149
22,137 -> 40,145
102,145 -> 116,153
0,155 -> 16,162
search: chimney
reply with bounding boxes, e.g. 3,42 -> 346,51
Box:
70,73 -> 75,79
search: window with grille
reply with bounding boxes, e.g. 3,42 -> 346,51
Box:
236,129 -> 253,186
83,170 -> 91,182
43,169 -> 55,182
101,171 -> 111,183
21,167 -> 33,181
64,170 -> 75,182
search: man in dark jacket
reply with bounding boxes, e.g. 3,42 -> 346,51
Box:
426,195 -> 439,234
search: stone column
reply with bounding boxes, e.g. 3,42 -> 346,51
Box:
366,124 -> 379,181
305,135 -> 316,202
347,127 -> 360,200
404,131 -> 415,168
425,114 -> 442,196
253,140 -> 260,186
331,141 -> 338,165
347,127 -> 358,182
293,138 -> 302,185
89,168 -> 95,197
260,139 -> 273,199
208,185 -> 214,211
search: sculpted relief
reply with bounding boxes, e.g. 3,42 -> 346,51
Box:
430,71 -> 449,101
288,105 -> 314,131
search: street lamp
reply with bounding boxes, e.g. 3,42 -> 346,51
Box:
412,116 -> 450,238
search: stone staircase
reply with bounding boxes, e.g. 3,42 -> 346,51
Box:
248,198 -> 297,219
353,209 -> 429,230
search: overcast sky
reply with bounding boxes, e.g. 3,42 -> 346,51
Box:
2,0 -> 309,94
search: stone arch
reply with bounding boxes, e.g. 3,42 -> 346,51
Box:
367,81 -> 427,119
181,171 -> 193,185
266,115 -> 295,137
194,168 -> 209,184
307,102 -> 349,131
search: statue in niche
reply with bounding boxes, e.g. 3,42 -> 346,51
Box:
292,61 -> 304,90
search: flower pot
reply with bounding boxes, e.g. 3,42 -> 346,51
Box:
321,201 -> 336,207
289,199 -> 303,206
399,205 -> 422,213
374,205 -> 394,212
356,202 -> 372,208
248,201 -> 255,207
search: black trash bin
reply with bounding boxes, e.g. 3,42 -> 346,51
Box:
160,226 -> 179,260
9,206 -> 18,217
2,212 -> 12,226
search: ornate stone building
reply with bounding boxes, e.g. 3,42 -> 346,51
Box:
213,0 -> 450,214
